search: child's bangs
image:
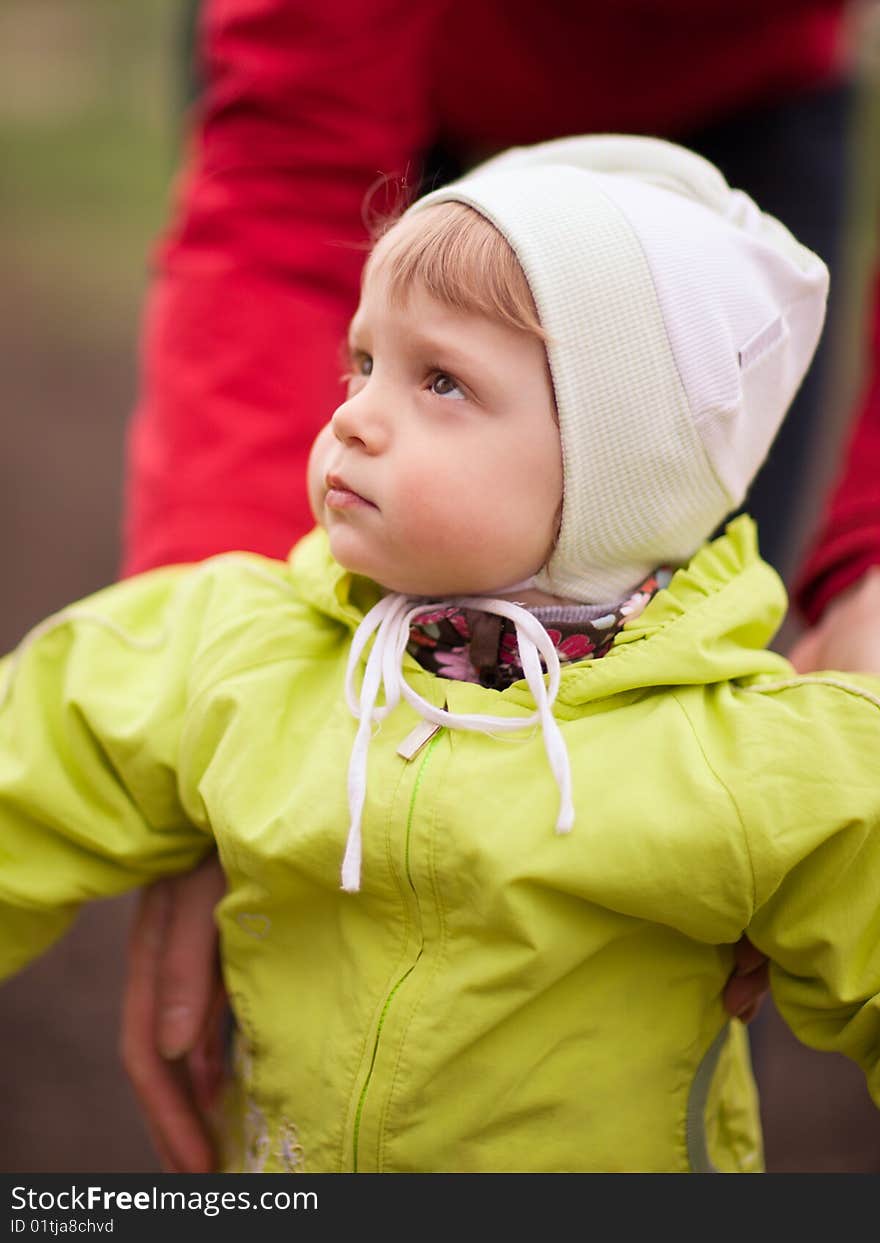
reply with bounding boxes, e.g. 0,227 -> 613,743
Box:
371,203 -> 546,340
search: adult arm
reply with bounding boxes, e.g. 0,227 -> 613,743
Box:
793,264 -> 880,634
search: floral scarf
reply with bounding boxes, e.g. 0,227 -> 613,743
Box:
406,569 -> 671,691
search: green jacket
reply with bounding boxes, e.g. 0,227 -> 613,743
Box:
2,517 -> 879,1172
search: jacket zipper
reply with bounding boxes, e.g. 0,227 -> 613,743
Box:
351,730 -> 442,1171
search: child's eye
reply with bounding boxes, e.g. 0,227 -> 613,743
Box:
341,352 -> 373,388
430,372 -> 465,399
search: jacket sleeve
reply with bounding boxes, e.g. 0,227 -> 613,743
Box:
728,674 -> 880,1106
0,567 -> 222,983
794,265 -> 880,622
121,0 -> 436,575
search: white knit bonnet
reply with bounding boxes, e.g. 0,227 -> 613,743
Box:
407,134 -> 830,601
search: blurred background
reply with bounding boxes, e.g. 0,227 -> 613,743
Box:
1,0 -> 186,1172
1,0 -> 879,1172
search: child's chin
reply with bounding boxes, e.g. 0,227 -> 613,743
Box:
327,531 -> 382,583
326,534 -> 475,597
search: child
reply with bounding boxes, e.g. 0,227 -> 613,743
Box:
1,135 -> 879,1173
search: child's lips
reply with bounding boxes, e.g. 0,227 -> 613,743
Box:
325,473 -> 376,510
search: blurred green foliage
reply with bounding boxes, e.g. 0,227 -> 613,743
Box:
0,0 -> 185,341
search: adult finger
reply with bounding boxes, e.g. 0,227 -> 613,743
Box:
722,934 -> 770,1023
724,961 -> 770,1024
731,934 -> 767,978
188,980 -> 231,1115
156,853 -> 227,1060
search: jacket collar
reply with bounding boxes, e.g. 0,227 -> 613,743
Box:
287,515 -> 793,708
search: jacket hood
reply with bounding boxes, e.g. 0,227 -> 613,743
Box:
287,514 -> 793,711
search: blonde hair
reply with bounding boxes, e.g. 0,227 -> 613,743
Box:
365,202 -> 546,341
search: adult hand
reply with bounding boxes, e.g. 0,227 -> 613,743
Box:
723,935 -> 770,1024
789,567 -> 880,675
120,853 -> 228,1173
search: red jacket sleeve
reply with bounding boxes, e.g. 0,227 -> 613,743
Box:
121,0 -> 437,575
795,264 -> 880,622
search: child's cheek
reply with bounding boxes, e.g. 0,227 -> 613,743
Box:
395,472 -> 479,565
394,467 -> 451,536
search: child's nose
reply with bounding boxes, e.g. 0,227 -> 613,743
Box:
331,387 -> 389,453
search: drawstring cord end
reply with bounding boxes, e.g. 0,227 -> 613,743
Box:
341,828 -> 362,892
555,801 -> 575,834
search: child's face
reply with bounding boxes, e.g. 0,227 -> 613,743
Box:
308,256 -> 562,597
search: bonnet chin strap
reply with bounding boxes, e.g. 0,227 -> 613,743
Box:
341,591 -> 575,892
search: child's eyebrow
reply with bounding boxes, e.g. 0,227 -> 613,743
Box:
404,333 -> 483,374
345,321 -> 483,375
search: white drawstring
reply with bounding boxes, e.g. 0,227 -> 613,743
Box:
341,593 -> 575,891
